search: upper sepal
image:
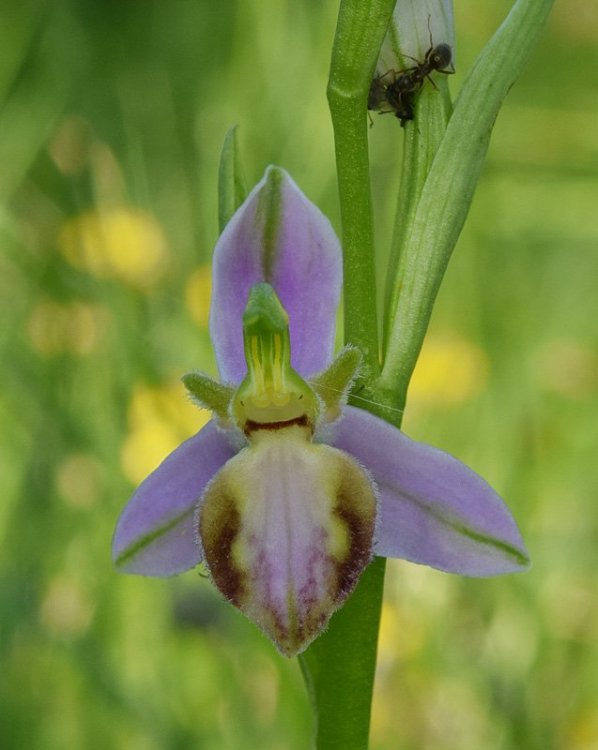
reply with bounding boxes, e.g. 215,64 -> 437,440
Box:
210,166 -> 342,384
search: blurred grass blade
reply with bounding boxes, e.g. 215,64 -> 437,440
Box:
218,125 -> 248,233
0,4 -> 85,203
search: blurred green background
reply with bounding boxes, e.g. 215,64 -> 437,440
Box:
1,0 -> 597,748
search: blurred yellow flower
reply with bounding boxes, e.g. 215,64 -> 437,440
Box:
409,335 -> 489,406
567,707 -> 598,750
377,600 -> 425,664
27,299 -> 109,356
371,602 -> 427,745
185,264 -> 212,329
55,454 -> 104,509
121,381 -> 210,485
40,575 -> 94,637
531,339 -> 598,399
59,208 -> 169,289
49,116 -> 93,176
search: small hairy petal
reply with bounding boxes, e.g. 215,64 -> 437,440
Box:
210,166 -> 342,383
333,407 -> 529,576
113,422 -> 236,576
199,425 -> 376,656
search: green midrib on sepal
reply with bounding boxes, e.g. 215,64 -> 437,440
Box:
257,167 -> 283,281
382,479 -> 530,569
457,526 -> 529,568
114,507 -> 194,569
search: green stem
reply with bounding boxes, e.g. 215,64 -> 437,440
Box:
326,0 -> 396,382
298,2 -> 395,749
299,558 -> 386,750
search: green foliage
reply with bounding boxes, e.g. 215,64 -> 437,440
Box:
381,0 -> 554,410
218,125 -> 248,233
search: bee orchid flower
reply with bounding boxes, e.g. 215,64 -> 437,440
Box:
112,166 -> 529,656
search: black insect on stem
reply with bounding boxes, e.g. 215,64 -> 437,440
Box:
367,74 -> 388,112
367,70 -> 415,128
384,75 -> 416,127
367,37 -> 454,128
399,42 -> 454,91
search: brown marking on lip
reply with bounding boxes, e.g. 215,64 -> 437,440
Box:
199,484 -> 245,606
332,466 -> 376,601
243,414 -> 310,436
